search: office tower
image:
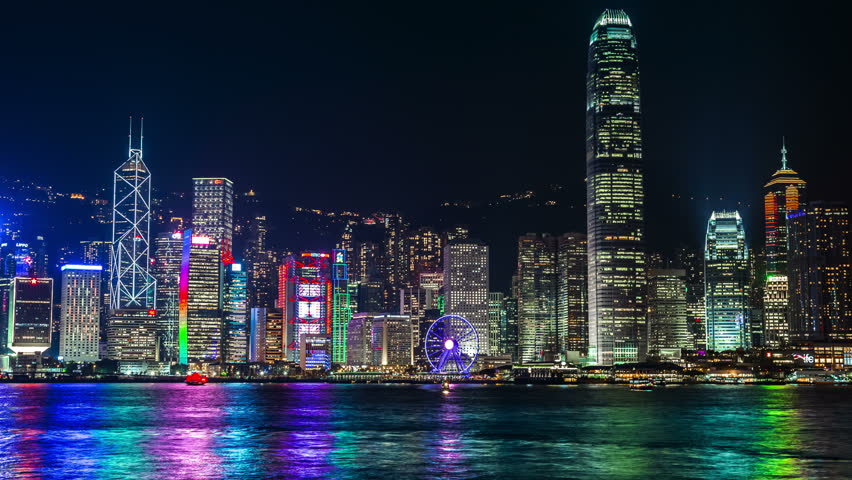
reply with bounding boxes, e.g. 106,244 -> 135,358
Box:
406,227 -> 443,286
223,263 -> 248,363
444,240 -> 489,356
152,231 -> 183,362
383,214 -> 408,296
346,312 -> 375,366
517,234 -> 557,363
59,265 -> 102,362
557,233 -> 588,353
371,314 -> 413,366
0,277 -> 10,353
586,9 -> 646,365
647,269 -> 691,351
192,177 -> 235,255
487,292 -> 505,356
178,230 -> 223,363
763,276 -> 790,347
788,202 -> 852,340
80,240 -> 111,267
1,242 -> 33,278
704,211 -> 750,351
764,140 -> 806,275
674,246 -> 705,350
7,277 -> 53,355
245,213 -> 277,309
400,273 -> 443,317
106,309 -> 158,361
331,249 -> 351,364
110,122 -> 156,310
264,309 -> 284,361
248,307 -> 267,363
281,252 -> 332,362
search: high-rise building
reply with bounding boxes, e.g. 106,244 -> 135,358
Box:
105,309 -> 158,361
371,314 -> 413,366
704,211 -> 750,351
586,9 -> 646,365
59,265 -> 102,362
331,249 -> 351,364
223,263 -> 248,363
192,177 -> 235,256
152,231 -> 183,362
281,253 -> 332,362
405,227 -> 443,287
444,240 -> 489,357
487,292 -> 504,356
248,307 -> 267,363
502,288 -> 519,360
647,269 -> 691,351
557,233 -> 588,354
788,202 -> 852,341
346,312 -> 375,366
763,275 -> 789,347
7,277 -> 53,355
178,230 -> 223,363
764,140 -> 806,276
264,309 -> 284,362
674,246 -> 705,350
517,234 -> 557,363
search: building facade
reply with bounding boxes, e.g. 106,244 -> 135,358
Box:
444,240 -> 489,357
557,233 -> 587,353
192,177 -> 235,257
647,269 -> 691,351
59,265 -> 102,362
223,263 -> 248,363
7,277 -> 53,355
704,211 -> 750,351
763,275 -> 789,347
764,141 -> 806,276
178,230 -> 223,363
517,234 -> 557,363
586,9 -> 647,365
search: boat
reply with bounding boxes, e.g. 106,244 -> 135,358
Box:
441,380 -> 451,394
629,379 -> 655,391
185,371 -> 209,386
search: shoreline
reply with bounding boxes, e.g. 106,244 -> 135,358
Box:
0,378 -> 823,386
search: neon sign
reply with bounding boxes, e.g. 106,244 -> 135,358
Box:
793,353 -> 815,363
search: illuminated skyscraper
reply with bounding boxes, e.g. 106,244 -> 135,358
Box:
331,249 -> 351,364
487,292 -> 504,356
110,121 -> 156,310
405,227 -> 443,287
281,252 -> 332,362
223,263 -> 248,363
647,269 -> 691,351
764,140 -> 806,275
557,233 -> 588,354
704,211 -> 750,351
763,275 -> 789,347
517,234 -> 557,363
788,202 -> 852,340
586,9 -> 646,365
371,314 -> 412,366
152,231 -> 183,362
444,240 -> 489,356
7,277 -> 53,355
192,178 -> 234,257
178,230 -> 223,363
59,265 -> 102,362
248,307 -> 267,363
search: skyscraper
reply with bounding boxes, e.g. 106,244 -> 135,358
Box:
110,121 -> 156,311
192,178 -> 235,256
704,211 -> 750,351
281,252 -> 332,362
764,140 -> 806,276
152,231 -> 183,362
331,249 -> 351,364
371,314 -> 413,366
586,9 -> 646,365
444,240 -> 489,357
59,265 -> 102,362
647,269 -> 691,351
248,307 -> 267,363
405,227 -> 443,287
557,233 -> 588,354
178,230 -> 223,363
7,277 -> 53,355
787,202 -> 852,340
517,234 -> 557,363
223,263 -> 248,363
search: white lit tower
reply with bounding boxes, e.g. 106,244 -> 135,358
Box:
110,117 -> 156,310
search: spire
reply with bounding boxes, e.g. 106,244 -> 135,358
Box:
140,116 -> 144,158
781,137 -> 788,170
128,115 -> 133,156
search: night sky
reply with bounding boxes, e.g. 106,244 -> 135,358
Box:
1,2 -> 850,259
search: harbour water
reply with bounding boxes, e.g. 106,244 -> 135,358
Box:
1,383 -> 851,479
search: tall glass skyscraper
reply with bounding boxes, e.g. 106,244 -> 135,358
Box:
586,9 -> 646,365
704,211 -> 750,351
764,140 -> 806,275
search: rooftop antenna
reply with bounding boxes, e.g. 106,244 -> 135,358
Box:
781,136 -> 788,170
128,114 -> 133,156
140,116 -> 144,157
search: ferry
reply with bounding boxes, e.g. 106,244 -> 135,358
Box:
790,370 -> 848,385
441,380 -> 452,394
185,371 -> 209,386
629,379 -> 655,391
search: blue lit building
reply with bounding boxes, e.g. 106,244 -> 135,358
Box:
224,263 -> 248,363
704,211 -> 750,351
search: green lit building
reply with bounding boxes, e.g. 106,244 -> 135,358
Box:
586,9 -> 646,365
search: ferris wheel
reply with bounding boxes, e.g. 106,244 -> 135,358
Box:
424,315 -> 479,374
